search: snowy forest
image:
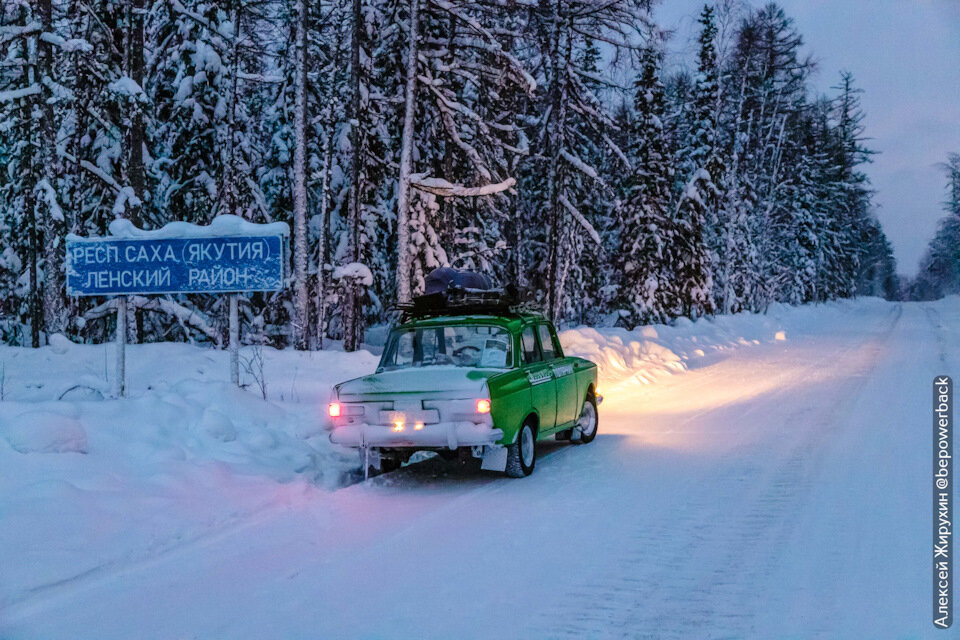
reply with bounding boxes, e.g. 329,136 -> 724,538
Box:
911,153 -> 960,300
0,0 -> 900,350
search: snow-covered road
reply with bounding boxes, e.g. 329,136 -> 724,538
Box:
1,299 -> 954,639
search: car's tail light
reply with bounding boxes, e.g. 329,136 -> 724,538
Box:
328,402 -> 342,418
476,398 -> 491,414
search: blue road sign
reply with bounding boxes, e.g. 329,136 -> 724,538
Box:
66,234 -> 287,296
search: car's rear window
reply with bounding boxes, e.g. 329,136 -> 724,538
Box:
379,325 -> 514,371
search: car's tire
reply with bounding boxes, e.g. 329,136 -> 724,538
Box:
505,420 -> 536,478
575,394 -> 598,444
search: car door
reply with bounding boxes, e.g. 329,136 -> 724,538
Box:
541,323 -> 578,426
520,324 -> 557,433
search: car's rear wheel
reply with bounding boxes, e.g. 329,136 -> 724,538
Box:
505,421 -> 536,477
575,395 -> 598,444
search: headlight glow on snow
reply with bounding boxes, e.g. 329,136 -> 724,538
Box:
476,399 -> 491,413
393,421 -> 405,432
328,402 -> 341,418
414,422 -> 424,430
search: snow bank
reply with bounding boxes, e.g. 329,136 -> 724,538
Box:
1,410 -> 87,454
560,298 -> 891,389
0,339 -> 378,607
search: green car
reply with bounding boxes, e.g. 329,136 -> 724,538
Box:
328,311 -> 601,477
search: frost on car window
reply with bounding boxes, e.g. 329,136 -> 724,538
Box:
380,325 -> 514,371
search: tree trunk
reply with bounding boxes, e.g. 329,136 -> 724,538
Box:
26,182 -> 40,348
395,0 -> 419,304
222,1 -> 241,218
127,0 -> 145,227
39,0 -> 66,339
292,0 -> 310,350
125,0 -> 146,344
21,25 -> 40,348
544,0 -> 565,322
315,59 -> 338,350
343,0 -> 363,352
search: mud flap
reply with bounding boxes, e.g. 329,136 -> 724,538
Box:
360,445 -> 382,480
480,445 -> 507,471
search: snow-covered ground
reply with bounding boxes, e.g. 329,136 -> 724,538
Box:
0,297 -> 954,638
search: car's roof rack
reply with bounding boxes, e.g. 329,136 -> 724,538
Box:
391,268 -> 527,322
394,287 -> 520,322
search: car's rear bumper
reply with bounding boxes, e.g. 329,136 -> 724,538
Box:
329,421 -> 503,449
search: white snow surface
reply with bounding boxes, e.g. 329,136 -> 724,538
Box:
82,214 -> 290,241
0,297 -> 953,638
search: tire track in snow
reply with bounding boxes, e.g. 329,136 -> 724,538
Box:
532,305 -> 902,639
922,304 -> 948,366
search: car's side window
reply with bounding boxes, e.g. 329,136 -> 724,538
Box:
537,324 -> 556,361
548,324 -> 564,358
521,326 -> 541,364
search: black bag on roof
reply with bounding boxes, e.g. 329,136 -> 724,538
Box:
423,267 -> 495,295
396,268 -> 516,320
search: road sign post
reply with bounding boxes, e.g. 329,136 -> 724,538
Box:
66,218 -> 289,395
116,295 -> 126,397
229,294 -> 240,385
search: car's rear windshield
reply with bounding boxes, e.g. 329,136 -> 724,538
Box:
379,324 -> 513,371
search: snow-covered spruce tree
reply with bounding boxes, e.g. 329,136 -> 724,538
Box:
856,216 -> 897,299
519,0 -> 653,322
831,71 -> 879,298
725,3 -> 814,309
671,4 -> 724,319
34,0 -> 69,337
258,0 -> 342,348
147,0 -> 265,226
802,96 -> 845,303
242,0 -> 355,350
391,0 -> 534,300
716,167 -> 762,314
311,0 -> 352,348
0,1 -> 44,346
338,0 -> 393,351
913,154 -> 960,300
769,123 -> 819,305
143,0 -> 279,346
0,0 -> 113,344
614,46 -> 677,328
563,38 -> 620,326
915,216 -> 960,300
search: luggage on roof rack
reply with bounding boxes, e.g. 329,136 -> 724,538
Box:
394,268 -> 518,320
424,267 -> 495,296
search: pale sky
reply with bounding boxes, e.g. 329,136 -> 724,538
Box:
654,0 -> 960,275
